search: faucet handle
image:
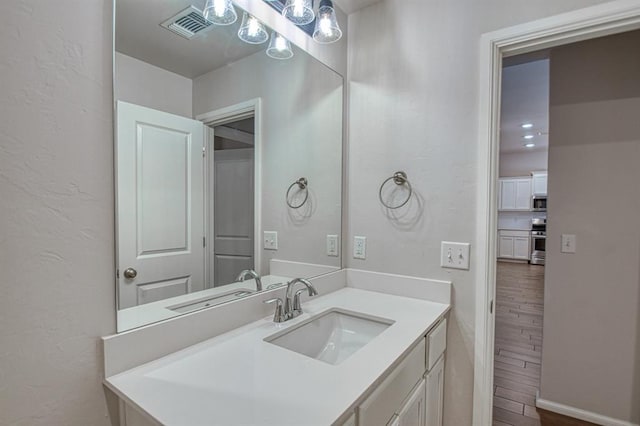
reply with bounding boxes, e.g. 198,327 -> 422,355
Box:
263,298 -> 285,323
293,289 -> 305,313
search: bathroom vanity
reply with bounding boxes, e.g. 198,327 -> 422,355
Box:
103,272 -> 450,426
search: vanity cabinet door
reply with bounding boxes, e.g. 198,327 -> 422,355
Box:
425,355 -> 445,426
358,339 -> 426,426
397,379 -> 426,426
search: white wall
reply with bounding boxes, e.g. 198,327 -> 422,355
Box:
0,1 -> 115,425
499,150 -> 548,177
115,52 -> 193,118
346,0 -> 612,424
540,30 -> 640,423
193,50 -> 343,274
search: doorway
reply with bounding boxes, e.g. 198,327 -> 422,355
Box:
210,117 -> 255,287
474,3 -> 640,425
493,56 -> 549,426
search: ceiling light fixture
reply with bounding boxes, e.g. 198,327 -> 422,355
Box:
523,135 -> 534,140
282,0 -> 315,25
238,12 -> 268,44
313,0 -> 342,43
521,123 -> 533,129
266,31 -> 294,59
524,143 -> 535,148
203,0 -> 237,25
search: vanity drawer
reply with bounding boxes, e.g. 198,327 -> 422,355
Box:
358,339 -> 426,426
427,319 -> 447,371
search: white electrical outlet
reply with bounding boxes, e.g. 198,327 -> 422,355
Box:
353,236 -> 366,259
327,235 -> 339,257
441,241 -> 471,270
561,234 -> 576,253
264,231 -> 278,250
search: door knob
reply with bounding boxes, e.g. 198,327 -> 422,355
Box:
123,268 -> 137,279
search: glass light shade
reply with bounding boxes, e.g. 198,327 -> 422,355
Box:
203,0 -> 237,25
237,13 -> 268,44
313,0 -> 342,43
266,32 -> 294,60
282,0 -> 315,25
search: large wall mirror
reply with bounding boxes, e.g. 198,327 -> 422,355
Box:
114,0 -> 343,332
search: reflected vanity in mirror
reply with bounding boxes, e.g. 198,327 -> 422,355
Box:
114,0 -> 343,331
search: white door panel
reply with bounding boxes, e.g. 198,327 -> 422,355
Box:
117,101 -> 205,309
137,277 -> 191,305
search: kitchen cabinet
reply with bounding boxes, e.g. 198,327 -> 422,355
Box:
498,230 -> 530,260
531,172 -> 548,196
499,178 -> 531,211
358,319 -> 446,426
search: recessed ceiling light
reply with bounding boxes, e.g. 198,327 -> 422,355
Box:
521,123 -> 533,129
524,143 -> 535,148
523,134 -> 534,140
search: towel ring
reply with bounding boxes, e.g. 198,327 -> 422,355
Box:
379,171 -> 412,209
286,177 -> 309,209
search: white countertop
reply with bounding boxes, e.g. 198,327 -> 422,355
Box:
105,288 -> 449,426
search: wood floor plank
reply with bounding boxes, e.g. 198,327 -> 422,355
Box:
494,354 -> 525,368
499,349 -> 541,365
495,386 -> 536,406
494,407 -> 540,426
494,396 -> 524,414
495,361 -> 541,379
493,262 -> 544,426
494,376 -> 539,395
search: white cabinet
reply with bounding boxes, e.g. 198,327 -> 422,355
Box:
357,319 -> 446,426
396,379 -> 426,426
499,178 -> 531,211
425,356 -> 445,426
498,230 -> 530,260
531,172 -> 548,196
342,412 -> 357,426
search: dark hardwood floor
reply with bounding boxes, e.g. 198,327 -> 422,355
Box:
492,262 -> 597,426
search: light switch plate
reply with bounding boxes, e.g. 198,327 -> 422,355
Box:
264,231 -> 278,250
353,236 -> 366,259
441,241 -> 471,270
561,234 -> 576,253
327,235 -> 339,257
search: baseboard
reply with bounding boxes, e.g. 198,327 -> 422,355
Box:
536,397 -> 639,426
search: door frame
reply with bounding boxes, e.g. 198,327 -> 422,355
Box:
196,98 -> 262,287
473,1 -> 640,424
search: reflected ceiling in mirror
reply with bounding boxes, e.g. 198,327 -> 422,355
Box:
114,0 -> 343,332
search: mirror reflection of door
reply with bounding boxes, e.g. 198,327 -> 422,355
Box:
116,101 -> 205,309
210,118 -> 255,287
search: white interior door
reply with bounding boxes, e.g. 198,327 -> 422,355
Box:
213,148 -> 254,286
117,101 -> 205,309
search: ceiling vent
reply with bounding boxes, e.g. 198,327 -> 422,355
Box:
160,6 -> 213,40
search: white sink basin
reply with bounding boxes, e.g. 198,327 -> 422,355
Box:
265,308 -> 394,365
167,289 -> 253,314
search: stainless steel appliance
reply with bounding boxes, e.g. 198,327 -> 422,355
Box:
530,218 -> 546,265
532,196 -> 547,212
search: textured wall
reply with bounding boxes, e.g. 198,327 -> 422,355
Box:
345,0 -> 611,424
541,30 -> 640,423
115,52 -> 193,118
0,1 -> 116,425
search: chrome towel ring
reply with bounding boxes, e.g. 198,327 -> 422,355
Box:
379,171 -> 412,209
286,177 -> 309,209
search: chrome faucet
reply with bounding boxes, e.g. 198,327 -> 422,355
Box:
236,269 -> 262,291
263,278 -> 318,323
